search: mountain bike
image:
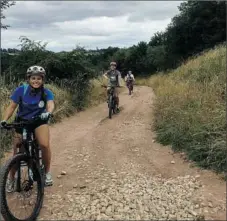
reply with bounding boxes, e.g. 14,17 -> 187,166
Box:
102,85 -> 118,119
0,115 -> 52,221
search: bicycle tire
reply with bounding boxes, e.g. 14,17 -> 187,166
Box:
109,95 -> 113,119
112,97 -> 117,114
0,153 -> 44,221
128,84 -> 132,95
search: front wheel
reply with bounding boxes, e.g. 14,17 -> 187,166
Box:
128,83 -> 133,95
108,95 -> 113,119
0,153 -> 44,221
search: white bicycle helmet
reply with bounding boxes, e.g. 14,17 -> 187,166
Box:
26,65 -> 46,78
110,61 -> 117,66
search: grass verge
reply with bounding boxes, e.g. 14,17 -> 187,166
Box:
137,44 -> 226,173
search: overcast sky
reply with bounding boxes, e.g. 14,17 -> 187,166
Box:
1,1 -> 182,52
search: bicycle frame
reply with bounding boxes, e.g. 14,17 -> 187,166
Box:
4,119 -> 46,192
101,85 -> 117,118
108,86 -> 115,98
15,127 -> 43,192
21,128 -> 42,167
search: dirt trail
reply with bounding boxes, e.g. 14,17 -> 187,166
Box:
2,86 -> 226,220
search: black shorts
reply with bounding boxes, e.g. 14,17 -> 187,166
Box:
14,117 -> 48,134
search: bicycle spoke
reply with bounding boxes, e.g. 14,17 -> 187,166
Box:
4,159 -> 40,220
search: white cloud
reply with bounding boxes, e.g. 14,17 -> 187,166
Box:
1,1 -> 182,51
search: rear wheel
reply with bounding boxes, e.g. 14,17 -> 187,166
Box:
112,97 -> 117,114
0,153 -> 44,221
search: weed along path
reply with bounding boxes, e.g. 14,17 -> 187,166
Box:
1,86 -> 225,220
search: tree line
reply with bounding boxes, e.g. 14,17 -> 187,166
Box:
1,1 -> 226,81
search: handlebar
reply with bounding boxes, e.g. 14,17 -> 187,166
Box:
101,85 -> 123,88
1,114 -> 53,130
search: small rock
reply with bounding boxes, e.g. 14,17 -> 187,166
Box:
200,203 -> 206,207
101,214 -> 109,219
67,211 -> 73,217
208,202 -> 213,208
58,185 -> 63,188
101,185 -> 107,191
113,215 -> 122,219
96,214 -> 102,220
171,160 -> 175,164
105,206 -> 112,215
195,215 -> 205,221
189,210 -> 197,216
100,207 -> 106,213
61,171 -> 67,175
57,175 -> 62,179
195,204 -> 200,209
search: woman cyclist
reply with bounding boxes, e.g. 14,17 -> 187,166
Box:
0,65 -> 55,191
125,70 -> 135,94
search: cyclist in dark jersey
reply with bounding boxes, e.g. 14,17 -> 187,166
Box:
103,61 -> 122,112
0,65 -> 55,191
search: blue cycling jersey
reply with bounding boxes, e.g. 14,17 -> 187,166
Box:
10,84 -> 54,120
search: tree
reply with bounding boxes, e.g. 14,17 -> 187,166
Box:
165,1 -> 226,68
1,0 -> 16,29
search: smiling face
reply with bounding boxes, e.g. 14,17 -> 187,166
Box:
110,64 -> 116,71
28,75 -> 43,88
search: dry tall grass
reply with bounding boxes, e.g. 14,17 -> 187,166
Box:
137,44 -> 226,173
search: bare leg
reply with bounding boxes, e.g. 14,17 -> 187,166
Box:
35,124 -> 51,173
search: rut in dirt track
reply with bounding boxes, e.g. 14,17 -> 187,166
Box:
6,86 -> 225,220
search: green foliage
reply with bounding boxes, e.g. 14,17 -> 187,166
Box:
1,36 -> 97,113
1,0 -> 16,29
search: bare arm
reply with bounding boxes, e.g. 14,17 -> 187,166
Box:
46,100 -> 55,114
118,72 -> 122,87
2,101 -> 18,121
